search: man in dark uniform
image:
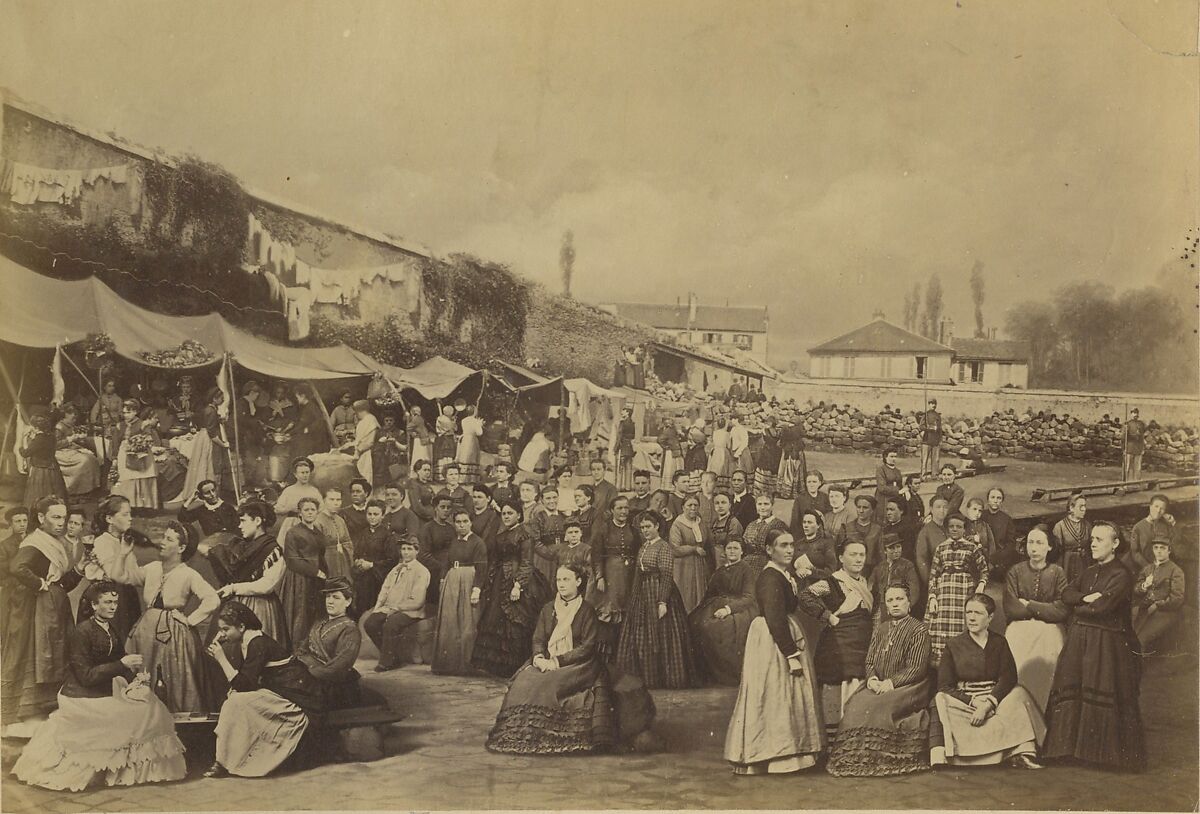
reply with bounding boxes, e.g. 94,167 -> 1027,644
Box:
919,398 -> 943,478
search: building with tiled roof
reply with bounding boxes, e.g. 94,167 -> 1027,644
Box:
600,294 -> 769,364
807,315 -> 1029,388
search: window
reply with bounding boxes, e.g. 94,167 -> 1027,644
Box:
842,356 -> 855,377
732,333 -> 753,349
971,361 -> 984,383
819,356 -> 831,377
958,362 -> 967,382
1000,363 -> 1012,386
915,356 -> 927,379
702,332 -> 723,344
881,357 -> 893,377
960,360 -> 983,383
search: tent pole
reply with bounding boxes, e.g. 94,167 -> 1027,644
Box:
60,347 -> 100,399
226,355 -> 244,501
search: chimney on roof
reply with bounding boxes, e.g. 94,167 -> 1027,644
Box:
688,292 -> 698,326
872,309 -> 886,321
939,317 -> 954,346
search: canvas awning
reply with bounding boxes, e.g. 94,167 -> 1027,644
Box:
377,356 -> 482,400
0,254 -> 381,380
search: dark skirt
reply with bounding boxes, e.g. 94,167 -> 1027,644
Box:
485,656 -> 616,755
24,464 -> 67,511
689,597 -> 756,686
472,567 -> 551,678
814,608 -> 872,685
353,570 -> 386,619
615,571 -> 699,689
1043,621 -> 1145,771
23,585 -> 73,717
277,569 -> 323,650
826,678 -> 932,776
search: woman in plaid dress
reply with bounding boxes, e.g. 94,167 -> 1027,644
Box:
925,514 -> 989,666
615,511 -> 699,689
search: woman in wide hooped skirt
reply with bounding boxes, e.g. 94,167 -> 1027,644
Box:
724,528 -> 824,775
1043,521 -> 1145,771
826,584 -> 932,777
487,564 -> 619,754
13,582 -> 186,792
615,511 -> 699,689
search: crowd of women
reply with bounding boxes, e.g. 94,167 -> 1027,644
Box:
1,399 -> 1181,789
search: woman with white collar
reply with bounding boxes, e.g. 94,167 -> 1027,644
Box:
725,528 -> 824,774
799,538 -> 876,734
204,601 -> 323,778
487,564 -> 618,754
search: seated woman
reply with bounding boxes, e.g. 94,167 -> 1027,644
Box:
930,593 -> 1045,769
295,577 -> 363,710
13,581 -> 186,791
826,584 -> 932,777
126,520 -> 222,714
487,564 -> 652,755
689,538 -> 758,686
54,404 -> 102,496
204,601 -> 324,778
1002,525 -> 1068,712
1131,532 -> 1185,655
798,538 -> 875,733
724,528 -> 824,775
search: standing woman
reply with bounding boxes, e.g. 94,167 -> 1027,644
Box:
372,413 -> 408,489
126,520 -> 221,714
708,491 -> 744,569
263,383 -> 297,484
456,405 -> 484,482
90,378 -> 124,462
690,539 -> 758,686
668,495 -> 712,614
204,501 -> 290,650
22,413 -> 68,510
433,405 -> 458,480
724,528 -> 823,775
777,418 -> 808,499
290,387 -> 329,460
898,474 -> 925,529
111,399 -> 160,509
78,495 -> 146,641
204,601 -> 323,778
198,387 -> 232,497
54,404 -> 102,496
588,495 -> 639,655
683,421 -> 709,482
874,447 -> 903,526
274,456 -> 323,543
345,400 -> 378,484
1043,522 -> 1145,771
276,497 -> 328,649
1002,525 -> 1068,712
707,416 -> 732,490
1,497 -> 81,731
826,585 -> 932,777
472,500 -> 552,677
1051,493 -> 1091,582
406,406 -> 432,473
799,539 -> 875,733
616,408 -> 636,491
754,417 -> 783,498
924,514 -> 990,666
790,471 -> 831,537
658,417 -> 682,490
431,509 -> 489,675
615,510 -> 699,689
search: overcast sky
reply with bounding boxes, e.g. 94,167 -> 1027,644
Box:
2,1 -> 1196,365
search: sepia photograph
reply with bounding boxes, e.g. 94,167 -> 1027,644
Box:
0,1 -> 1196,812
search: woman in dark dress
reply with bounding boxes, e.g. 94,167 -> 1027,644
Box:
351,499 -> 399,617
21,413 -> 67,511
588,495 -> 639,658
486,564 -> 618,754
277,496 -> 328,648
1043,521 -> 1145,771
777,419 -> 808,499
615,510 -> 699,689
291,387 -> 330,460
690,539 -> 758,685
203,501 -> 290,649
753,418 -> 783,498
708,491 -> 744,569
874,447 -> 903,525
371,413 -> 408,489
724,528 -> 823,774
472,500 -> 551,677
1,497 -> 81,732
789,471 -> 831,537
204,601 -> 324,778
295,578 -> 363,711
799,538 -> 875,734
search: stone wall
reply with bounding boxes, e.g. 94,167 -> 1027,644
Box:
775,376 -> 1200,427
